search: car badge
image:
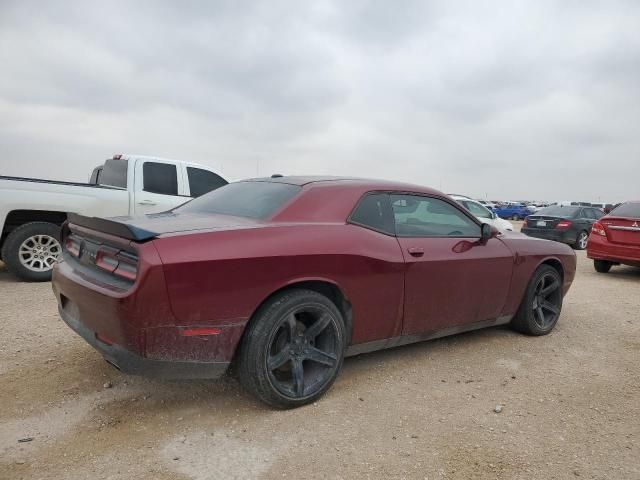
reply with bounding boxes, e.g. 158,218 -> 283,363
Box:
633,222 -> 639,228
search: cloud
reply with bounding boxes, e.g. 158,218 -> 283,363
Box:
0,0 -> 638,201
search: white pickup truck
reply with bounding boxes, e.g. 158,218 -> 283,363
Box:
0,154 -> 227,281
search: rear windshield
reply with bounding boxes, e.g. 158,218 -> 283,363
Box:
99,159 -> 128,188
536,206 -> 580,217
609,202 -> 640,218
175,181 -> 301,219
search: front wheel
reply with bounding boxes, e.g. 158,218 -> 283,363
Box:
1,222 -> 62,281
593,260 -> 612,273
511,265 -> 563,336
573,230 -> 589,250
237,289 -> 346,408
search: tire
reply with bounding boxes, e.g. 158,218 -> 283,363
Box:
237,289 -> 346,409
593,260 -> 612,273
511,265 -> 563,336
511,215 -> 519,221
573,230 -> 589,250
0,222 -> 62,282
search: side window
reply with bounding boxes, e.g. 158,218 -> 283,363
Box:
593,209 -> 605,219
462,200 -> 492,219
391,194 -> 481,238
143,162 -> 178,196
349,193 -> 395,235
187,167 -> 228,197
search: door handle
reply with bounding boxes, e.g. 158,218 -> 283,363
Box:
138,200 -> 157,206
407,247 -> 424,257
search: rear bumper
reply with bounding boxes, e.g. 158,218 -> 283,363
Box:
587,236 -> 640,267
59,305 -> 229,379
521,228 -> 577,245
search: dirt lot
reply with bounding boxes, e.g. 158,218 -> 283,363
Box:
1,236 -> 638,479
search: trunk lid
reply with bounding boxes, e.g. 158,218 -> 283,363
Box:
601,216 -> 640,246
525,215 -> 570,230
67,211 -> 262,241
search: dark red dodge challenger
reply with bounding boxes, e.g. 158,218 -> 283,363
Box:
52,177 -> 576,408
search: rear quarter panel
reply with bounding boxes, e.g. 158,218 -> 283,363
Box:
152,224 -> 406,346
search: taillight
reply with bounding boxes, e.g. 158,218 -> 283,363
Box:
65,235 -> 81,257
592,222 -> 606,236
95,248 -> 138,281
556,220 -> 573,230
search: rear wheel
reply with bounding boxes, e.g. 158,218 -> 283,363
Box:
511,265 -> 563,336
593,260 -> 612,273
511,215 -> 520,221
1,222 -> 62,282
573,230 -> 589,250
237,289 -> 346,408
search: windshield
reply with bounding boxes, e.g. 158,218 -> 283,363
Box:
175,181 -> 301,219
536,205 -> 580,217
609,202 -> 640,218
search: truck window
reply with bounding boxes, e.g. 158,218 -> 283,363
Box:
143,162 -> 178,196
99,159 -> 128,188
187,167 -> 228,197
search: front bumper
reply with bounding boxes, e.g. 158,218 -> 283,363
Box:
521,228 -> 577,245
59,304 -> 230,379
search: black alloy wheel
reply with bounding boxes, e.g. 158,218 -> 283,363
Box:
531,272 -> 562,330
237,289 -> 346,408
511,265 -> 563,336
266,307 -> 340,398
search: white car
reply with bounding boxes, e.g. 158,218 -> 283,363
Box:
0,154 -> 227,281
449,195 -> 514,232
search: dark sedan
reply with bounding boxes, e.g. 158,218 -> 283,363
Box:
522,205 -> 605,250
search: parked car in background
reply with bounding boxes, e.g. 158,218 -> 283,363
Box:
0,154 -> 227,281
494,203 -> 531,220
477,200 -> 497,210
52,176 -> 576,408
450,195 -> 514,232
587,201 -> 640,272
521,205 -> 604,250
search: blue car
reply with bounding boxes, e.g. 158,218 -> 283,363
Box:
494,204 -> 532,220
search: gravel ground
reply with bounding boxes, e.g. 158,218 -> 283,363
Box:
1,230 -> 638,479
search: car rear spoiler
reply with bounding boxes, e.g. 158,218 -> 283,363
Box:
67,213 -> 158,242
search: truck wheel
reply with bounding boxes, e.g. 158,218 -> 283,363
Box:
1,222 -> 62,282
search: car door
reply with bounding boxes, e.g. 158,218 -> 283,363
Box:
133,160 -> 188,215
391,194 -> 514,335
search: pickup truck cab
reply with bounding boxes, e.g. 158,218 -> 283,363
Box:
0,154 -> 227,281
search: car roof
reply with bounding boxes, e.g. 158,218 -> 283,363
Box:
243,175 -> 444,195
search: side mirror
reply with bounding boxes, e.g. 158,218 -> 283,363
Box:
481,223 -> 498,242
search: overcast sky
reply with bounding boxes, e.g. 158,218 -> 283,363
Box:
0,1 -> 638,202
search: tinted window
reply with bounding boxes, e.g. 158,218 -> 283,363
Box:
609,202 -> 640,218
593,209 -> 605,219
460,200 -> 493,219
350,193 -> 394,235
187,167 -> 228,197
537,205 -> 580,217
143,162 -> 178,195
392,195 -> 480,237
99,159 -> 128,188
176,181 -> 300,219
583,208 -> 599,219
